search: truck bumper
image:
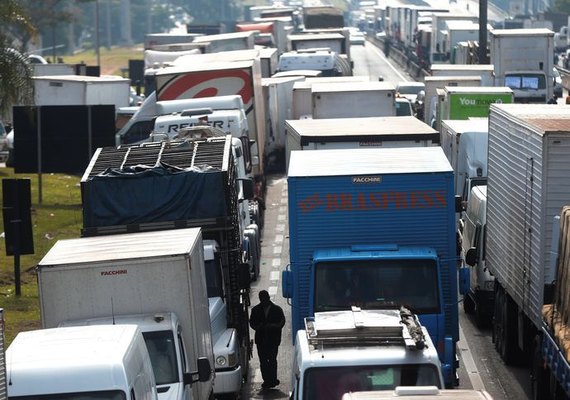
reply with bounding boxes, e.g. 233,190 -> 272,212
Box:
213,364 -> 243,394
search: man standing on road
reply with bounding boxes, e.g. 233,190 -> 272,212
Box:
249,290 -> 286,389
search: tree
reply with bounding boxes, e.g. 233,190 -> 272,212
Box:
0,0 -> 36,122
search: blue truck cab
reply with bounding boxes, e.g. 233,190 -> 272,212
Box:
282,147 -> 459,387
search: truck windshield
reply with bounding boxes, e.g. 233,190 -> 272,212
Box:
314,259 -> 440,314
304,364 -> 441,400
142,330 -> 179,385
11,391 -> 126,400
505,73 -> 546,90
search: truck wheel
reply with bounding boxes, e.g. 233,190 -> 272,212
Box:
474,303 -> 487,329
463,293 -> 475,314
496,286 -> 519,365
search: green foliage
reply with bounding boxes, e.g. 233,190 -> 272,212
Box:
552,0 -> 570,14
0,168 -> 83,344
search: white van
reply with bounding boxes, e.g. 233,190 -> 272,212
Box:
341,386 -> 494,399
7,325 -> 158,400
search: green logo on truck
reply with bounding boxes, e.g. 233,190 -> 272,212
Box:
449,93 -> 513,119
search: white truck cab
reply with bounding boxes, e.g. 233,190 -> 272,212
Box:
203,240 -> 244,396
290,307 -> 444,400
7,325 -> 158,400
459,185 -> 492,327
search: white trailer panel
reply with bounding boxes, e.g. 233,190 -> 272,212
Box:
486,104 -> 570,327
311,81 -> 396,119
285,116 -> 437,170
33,75 -> 131,108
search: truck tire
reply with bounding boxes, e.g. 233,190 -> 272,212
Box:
494,284 -> 519,365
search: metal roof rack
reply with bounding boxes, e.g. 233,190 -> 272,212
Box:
304,307 -> 426,350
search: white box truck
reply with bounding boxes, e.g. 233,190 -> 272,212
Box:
7,325 -> 158,400
440,118 -> 488,202
423,75 -> 482,127
292,76 -> 370,119
311,81 -> 396,118
490,28 -> 554,103
285,116 -> 439,170
37,228 -> 214,400
429,65 -> 494,86
485,104 -> 570,369
192,31 -> 256,53
33,75 -> 131,108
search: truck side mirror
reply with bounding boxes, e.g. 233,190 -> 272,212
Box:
282,269 -> 292,298
183,357 -> 212,385
454,195 -> 463,213
196,357 -> 212,382
239,178 -> 255,200
465,247 -> 478,266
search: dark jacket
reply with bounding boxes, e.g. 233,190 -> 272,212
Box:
249,301 -> 285,347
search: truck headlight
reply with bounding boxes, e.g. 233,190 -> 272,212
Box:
227,351 -> 238,367
216,356 -> 227,367
484,280 -> 494,291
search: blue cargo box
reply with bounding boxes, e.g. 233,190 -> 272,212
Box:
286,146 -> 458,340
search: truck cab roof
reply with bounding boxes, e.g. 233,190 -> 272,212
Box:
295,308 -> 443,384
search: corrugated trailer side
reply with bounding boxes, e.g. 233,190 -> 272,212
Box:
486,104 -> 570,364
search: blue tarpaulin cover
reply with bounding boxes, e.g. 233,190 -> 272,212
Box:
82,162 -> 227,228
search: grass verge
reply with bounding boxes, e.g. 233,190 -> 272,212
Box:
0,168 -> 83,344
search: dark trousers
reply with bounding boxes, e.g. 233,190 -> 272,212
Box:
257,343 -> 279,384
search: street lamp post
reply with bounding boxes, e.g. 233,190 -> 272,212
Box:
95,0 -> 100,67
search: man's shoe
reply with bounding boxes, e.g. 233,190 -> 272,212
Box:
262,379 -> 280,389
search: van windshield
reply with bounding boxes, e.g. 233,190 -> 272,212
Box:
304,364 -> 442,400
11,390 -> 126,400
143,330 -> 179,385
314,259 -> 440,314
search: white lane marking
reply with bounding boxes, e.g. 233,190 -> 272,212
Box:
274,234 -> 284,244
278,214 -> 286,221
272,258 -> 281,267
268,286 -> 278,296
270,271 -> 280,281
273,246 -> 282,254
369,44 -> 408,81
459,324 -> 486,391
276,224 -> 285,232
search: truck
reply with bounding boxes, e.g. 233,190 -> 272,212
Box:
423,76 -> 482,128
277,49 -> 352,77
484,104 -> 570,396
192,31 -> 256,53
153,57 -> 267,188
539,206 -> 570,397
341,388 -> 494,399
489,28 -> 554,103
290,307 -> 444,400
33,75 -> 131,108
284,116 -> 439,170
282,147 -> 460,387
444,21 -> 485,63
302,6 -> 345,29
37,228 -> 214,400
311,81 -> 397,119
459,184 -> 491,328
0,309 -> 5,400
439,118 -> 489,202
429,13 -> 479,64
436,86 -> 513,131
81,136 -> 255,398
115,94 -> 246,146
144,33 -> 203,50
429,65 -> 494,86
262,76 -> 305,172
291,76 -> 370,119
7,325 -> 160,400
